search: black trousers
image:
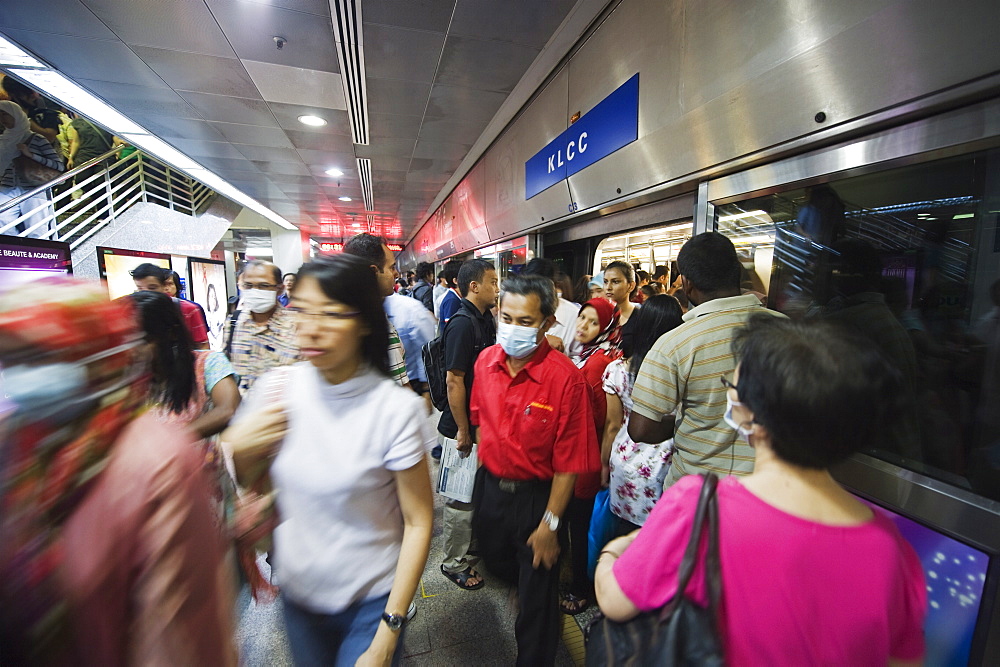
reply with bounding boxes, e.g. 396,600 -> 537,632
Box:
473,468 -> 561,667
566,495 -> 595,598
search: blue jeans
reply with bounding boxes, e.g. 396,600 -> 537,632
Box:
282,592 -> 404,666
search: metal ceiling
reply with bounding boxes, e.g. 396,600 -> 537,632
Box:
0,0 -> 587,242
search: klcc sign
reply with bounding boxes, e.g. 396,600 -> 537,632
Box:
524,74 -> 639,200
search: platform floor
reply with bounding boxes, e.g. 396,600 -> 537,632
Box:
236,436 -> 595,666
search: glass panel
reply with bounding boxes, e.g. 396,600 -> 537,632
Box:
715,149 -> 1000,501
592,222 -> 694,277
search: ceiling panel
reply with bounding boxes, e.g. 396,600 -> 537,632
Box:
209,122 -> 296,148
207,0 -> 339,72
295,148 -> 358,167
195,156 -> 263,172
167,139 -> 251,160
269,174 -> 320,186
450,0 -> 578,46
178,91 -> 278,126
251,160 -> 313,176
284,130 -> 356,153
83,0 -> 236,58
424,83 -> 508,124
413,139 -> 473,161
76,79 -> 202,120
417,114 -> 492,145
363,0 -> 455,33
366,78 -> 432,118
373,169 -> 410,183
0,0 -> 119,40
239,0 -> 331,17
243,60 -> 346,108
436,36 -> 540,93
363,24 -> 446,84
268,102 -> 352,135
370,113 -> 424,140
141,116 -> 227,142
354,138 -> 418,159
133,46 -> 260,98
235,144 -> 303,162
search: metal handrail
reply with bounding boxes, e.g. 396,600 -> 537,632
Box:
0,146 -> 123,213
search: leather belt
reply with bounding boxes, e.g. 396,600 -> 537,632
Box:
494,476 -> 548,494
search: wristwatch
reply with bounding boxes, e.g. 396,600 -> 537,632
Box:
381,612 -> 406,632
542,509 -> 560,532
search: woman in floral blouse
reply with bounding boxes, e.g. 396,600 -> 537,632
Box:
601,295 -> 683,531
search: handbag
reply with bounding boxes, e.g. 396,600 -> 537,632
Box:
587,488 -> 617,579
14,154 -> 62,187
586,473 -> 724,666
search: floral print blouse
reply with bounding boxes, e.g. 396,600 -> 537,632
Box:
602,358 -> 673,525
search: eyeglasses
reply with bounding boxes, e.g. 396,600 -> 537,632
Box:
286,307 -> 361,324
240,282 -> 279,291
719,375 -> 740,393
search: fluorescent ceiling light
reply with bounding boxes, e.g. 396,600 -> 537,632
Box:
121,133 -> 204,171
338,196 -> 352,202
325,167 -> 344,177
0,34 -> 45,68
953,213 -> 975,219
731,234 -> 775,245
11,69 -> 147,135
718,210 -> 770,223
246,247 -> 274,256
298,114 -> 327,127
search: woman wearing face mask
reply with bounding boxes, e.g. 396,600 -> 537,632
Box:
560,298 -> 623,615
0,100 -> 64,238
603,261 -> 639,355
221,254 -> 434,666
601,295 -> 684,531
595,316 -> 927,666
0,278 -> 235,665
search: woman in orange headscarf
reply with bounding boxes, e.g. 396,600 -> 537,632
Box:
0,278 -> 235,665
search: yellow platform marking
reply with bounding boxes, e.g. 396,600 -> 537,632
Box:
419,578 -> 438,598
561,614 -> 586,666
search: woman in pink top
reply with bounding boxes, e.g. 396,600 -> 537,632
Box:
595,316 -> 927,665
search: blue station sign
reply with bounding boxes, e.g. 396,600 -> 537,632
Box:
525,73 -> 639,200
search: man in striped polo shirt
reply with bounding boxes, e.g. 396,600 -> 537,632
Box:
628,232 -> 785,488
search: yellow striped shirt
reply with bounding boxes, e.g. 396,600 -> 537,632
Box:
631,294 -> 785,488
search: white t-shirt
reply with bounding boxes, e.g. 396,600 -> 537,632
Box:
550,297 -> 581,353
245,363 -> 433,613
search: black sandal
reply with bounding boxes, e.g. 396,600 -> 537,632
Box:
560,592 -> 590,615
440,564 -> 485,590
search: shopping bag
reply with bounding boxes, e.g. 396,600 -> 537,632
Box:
587,488 -> 616,579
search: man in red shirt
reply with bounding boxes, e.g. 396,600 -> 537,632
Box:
131,263 -> 209,349
470,274 -> 599,666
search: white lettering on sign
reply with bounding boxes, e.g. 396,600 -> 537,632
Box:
546,131 -> 590,174
1,249 -> 60,260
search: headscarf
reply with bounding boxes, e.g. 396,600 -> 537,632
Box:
0,277 -> 149,663
0,100 -> 32,176
574,297 -> 623,367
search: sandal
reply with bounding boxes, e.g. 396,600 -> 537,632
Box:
441,564 -> 485,590
560,592 -> 590,615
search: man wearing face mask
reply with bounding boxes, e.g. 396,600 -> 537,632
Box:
224,259 -> 299,394
627,232 -> 785,488
469,274 -> 599,666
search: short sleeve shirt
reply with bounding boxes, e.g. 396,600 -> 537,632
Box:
631,295 -> 784,487
614,476 -> 927,665
176,298 -> 209,346
438,299 -> 496,438
386,319 -> 409,386
470,339 -> 600,480
225,305 -> 300,394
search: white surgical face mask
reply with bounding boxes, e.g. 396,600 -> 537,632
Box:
723,393 -> 754,440
497,322 -> 541,359
242,288 -> 277,314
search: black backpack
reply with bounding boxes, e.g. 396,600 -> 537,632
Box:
422,309 -> 482,412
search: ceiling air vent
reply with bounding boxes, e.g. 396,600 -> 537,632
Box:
330,0 -> 369,145
357,157 -> 374,211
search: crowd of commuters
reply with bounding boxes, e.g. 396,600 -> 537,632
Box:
0,228 -> 928,665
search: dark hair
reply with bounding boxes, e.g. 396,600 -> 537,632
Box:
573,274 -> 593,304
416,262 -> 434,281
296,254 -> 390,376
555,272 -> 574,301
239,260 -> 282,285
167,270 -> 183,293
732,315 -> 903,469
628,295 -> 684,374
283,272 -> 297,281
443,259 -> 463,287
128,290 -> 195,413
676,232 -> 741,294
500,274 -> 557,319
604,260 -> 634,284
635,270 -> 651,284
522,257 -> 557,281
0,76 -> 33,99
130,262 -> 167,283
343,232 -> 388,269
457,259 -> 494,297
652,265 -> 669,280
206,283 -> 219,311
639,284 -> 658,300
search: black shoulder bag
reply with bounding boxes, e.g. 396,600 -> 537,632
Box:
586,473 -> 724,666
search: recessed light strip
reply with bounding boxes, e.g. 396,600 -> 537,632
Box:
357,158 -> 374,211
330,0 -> 370,145
1,32 -> 297,231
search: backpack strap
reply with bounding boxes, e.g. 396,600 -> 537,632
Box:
225,309 -> 242,359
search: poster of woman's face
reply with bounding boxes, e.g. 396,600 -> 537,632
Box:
188,259 -> 228,351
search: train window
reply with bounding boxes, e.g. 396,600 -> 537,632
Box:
592,222 -> 693,277
715,149 -> 1000,501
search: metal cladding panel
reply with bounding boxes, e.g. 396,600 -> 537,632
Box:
449,161 -> 491,253
483,67 -> 573,243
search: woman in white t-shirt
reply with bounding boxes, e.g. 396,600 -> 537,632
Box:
222,254 -> 434,666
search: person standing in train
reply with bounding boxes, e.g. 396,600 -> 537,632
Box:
436,259 -> 498,591
224,259 -> 299,394
603,261 -> 640,354
470,274 -> 598,666
627,232 -> 785,485
410,261 -> 436,313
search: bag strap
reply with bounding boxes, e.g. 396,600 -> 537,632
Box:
82,118 -> 114,152
225,309 -> 242,358
659,472 -> 721,621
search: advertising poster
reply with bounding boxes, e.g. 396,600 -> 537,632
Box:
0,236 -> 72,290
97,247 -> 171,300
189,258 -> 228,351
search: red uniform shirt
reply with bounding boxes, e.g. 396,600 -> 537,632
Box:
177,298 -> 209,346
470,339 -> 600,481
